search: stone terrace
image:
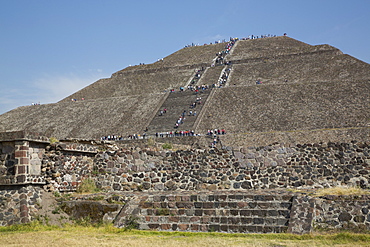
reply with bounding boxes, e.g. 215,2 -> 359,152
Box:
229,36 -> 334,60
120,42 -> 227,70
0,94 -> 164,139
229,53 -> 370,86
196,80 -> 370,135
61,42 -> 228,102
60,67 -> 195,102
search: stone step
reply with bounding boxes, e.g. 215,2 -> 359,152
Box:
147,194 -> 293,202
141,208 -> 291,218
141,222 -> 288,233
146,89 -> 212,134
141,200 -> 292,211
141,215 -> 289,226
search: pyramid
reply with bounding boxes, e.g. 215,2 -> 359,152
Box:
0,36 -> 369,146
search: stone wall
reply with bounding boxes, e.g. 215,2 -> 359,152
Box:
85,141 -> 369,192
314,195 -> 370,231
2,136 -> 369,193
42,149 -> 95,191
1,136 -> 370,230
0,185 -> 42,226
0,141 -> 16,185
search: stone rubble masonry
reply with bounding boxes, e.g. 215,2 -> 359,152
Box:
112,191 -> 370,233
0,133 -> 370,232
71,141 -> 368,193
314,195 -> 370,231
0,131 -> 97,186
0,185 -> 42,226
287,195 -> 315,234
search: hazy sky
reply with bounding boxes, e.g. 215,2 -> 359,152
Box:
1,0 -> 369,114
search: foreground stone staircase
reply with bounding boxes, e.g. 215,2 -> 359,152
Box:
115,192 -> 294,233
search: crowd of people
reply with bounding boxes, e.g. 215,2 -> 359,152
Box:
207,128 -> 226,148
100,135 -> 124,141
188,67 -> 205,85
207,128 -> 226,136
155,130 -> 199,137
166,84 -> 212,94
240,34 -> 278,40
100,128 -> 227,142
213,38 -> 237,66
184,34 -> 282,48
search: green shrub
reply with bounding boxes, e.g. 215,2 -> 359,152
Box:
162,143 -> 172,149
76,178 -> 100,194
49,137 -> 59,144
147,137 -> 156,147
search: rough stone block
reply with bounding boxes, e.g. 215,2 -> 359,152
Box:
240,210 -> 251,216
19,158 -> 29,165
172,224 -> 178,230
190,216 -> 200,222
168,216 -> 179,222
190,195 -> 198,201
203,202 -> 214,208
16,175 -> 26,183
245,225 -> 257,233
16,166 -> 26,174
277,218 -> 289,226
15,150 -> 27,158
29,164 -> 40,175
190,224 -> 199,231
201,216 -> 210,224
148,224 -> 160,229
204,209 -> 215,216
185,209 -> 195,216
229,217 -> 240,224
241,217 -> 253,224
178,224 -> 189,230
253,218 -> 264,224
161,224 -> 171,230
220,224 -> 228,232
228,224 -> 239,232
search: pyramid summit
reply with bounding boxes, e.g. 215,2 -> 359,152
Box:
0,36 -> 369,146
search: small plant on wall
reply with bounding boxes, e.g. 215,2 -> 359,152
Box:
76,178 -> 100,193
162,143 -> 173,150
49,137 -> 59,144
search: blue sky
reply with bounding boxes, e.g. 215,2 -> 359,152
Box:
1,0 -> 369,115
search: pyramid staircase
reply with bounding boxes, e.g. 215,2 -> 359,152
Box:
115,192 -> 294,233
145,40 -> 237,135
146,89 -> 212,134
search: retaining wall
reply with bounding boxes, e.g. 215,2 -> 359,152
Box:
80,141 -> 369,192
1,133 -> 370,232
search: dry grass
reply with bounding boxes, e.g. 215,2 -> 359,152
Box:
313,186 -> 370,197
1,224 -> 370,247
